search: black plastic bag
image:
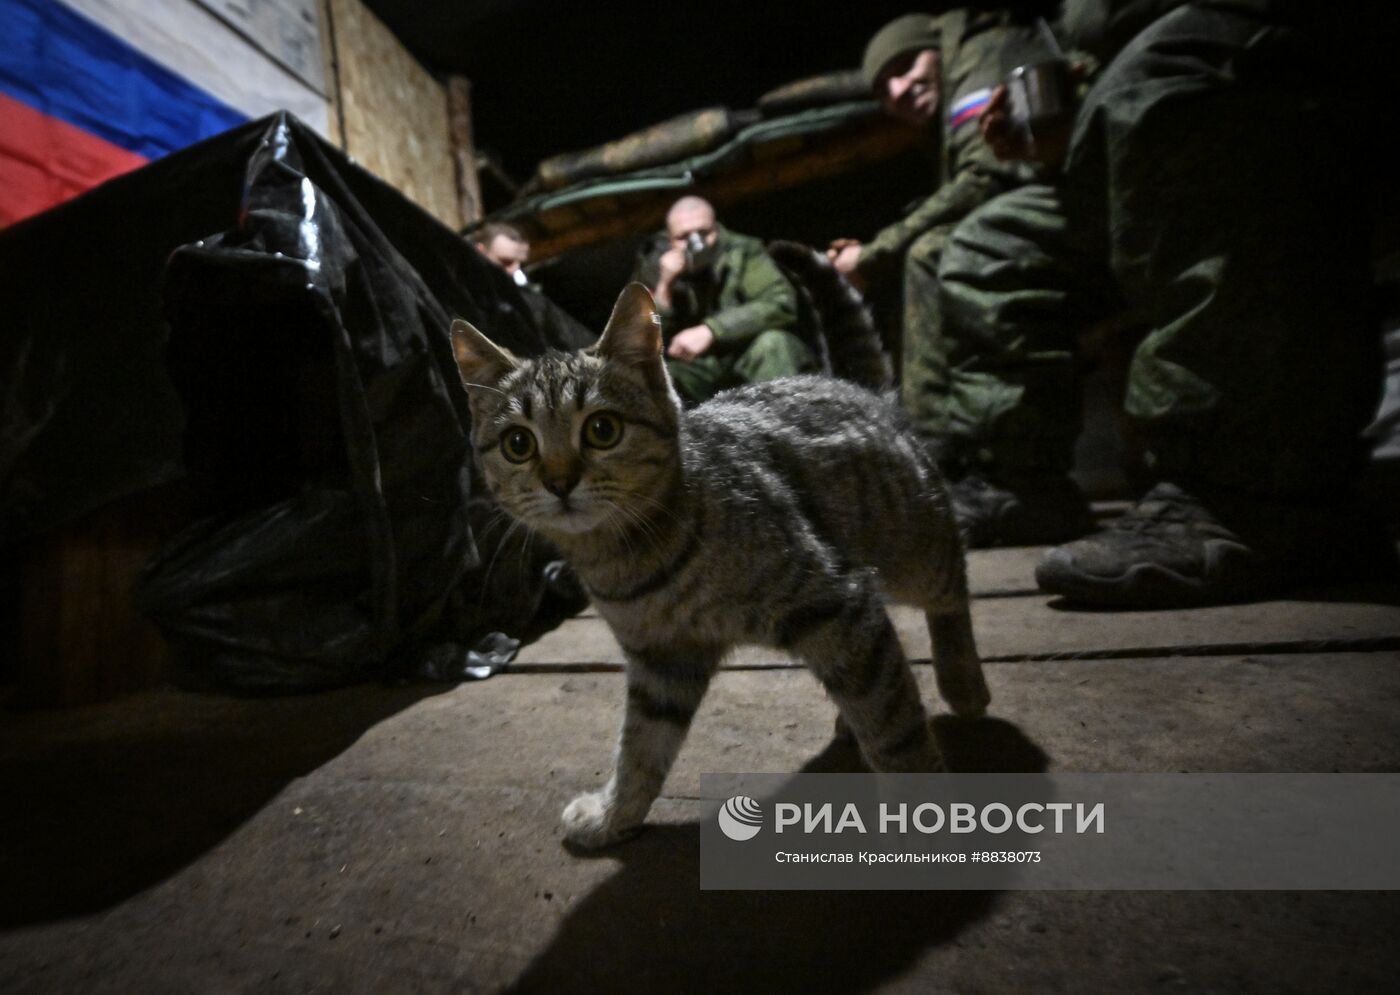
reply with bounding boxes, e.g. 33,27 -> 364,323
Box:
1,112 -> 585,692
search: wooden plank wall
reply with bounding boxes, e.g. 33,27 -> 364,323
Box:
446,76 -> 484,228
320,0 -> 471,229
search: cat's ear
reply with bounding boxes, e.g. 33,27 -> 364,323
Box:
450,318 -> 519,389
594,283 -> 663,366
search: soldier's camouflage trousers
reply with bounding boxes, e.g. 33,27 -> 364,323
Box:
666,328 -> 815,406
911,3 -> 1381,500
901,186 -> 1093,476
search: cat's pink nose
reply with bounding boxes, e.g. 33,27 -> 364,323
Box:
543,476 -> 576,499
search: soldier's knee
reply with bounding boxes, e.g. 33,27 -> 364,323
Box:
906,228 -> 949,277
940,184 -> 1061,284
742,330 -> 815,379
749,329 -> 807,355
665,358 -> 713,406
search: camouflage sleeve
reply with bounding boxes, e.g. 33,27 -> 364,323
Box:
703,248 -> 799,344
857,17 -> 1052,282
855,167 -> 1003,281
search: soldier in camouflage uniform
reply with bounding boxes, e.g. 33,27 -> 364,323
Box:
474,222 -> 595,351
938,0 -> 1392,605
636,196 -> 813,405
834,9 -> 1093,547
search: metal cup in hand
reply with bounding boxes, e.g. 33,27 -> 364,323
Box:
1006,59 -> 1074,137
684,231 -> 706,267
684,231 -> 717,272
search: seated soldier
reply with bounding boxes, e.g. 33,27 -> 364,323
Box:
474,221 -> 595,350
831,9 -> 1088,547
474,221 -> 532,285
941,0 -> 1393,605
636,196 -> 814,405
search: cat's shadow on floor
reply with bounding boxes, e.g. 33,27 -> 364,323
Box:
508,717 -> 1048,995
800,714 -> 1049,775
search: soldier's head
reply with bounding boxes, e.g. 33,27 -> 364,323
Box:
475,222 -> 530,284
665,196 -> 718,254
863,13 -> 943,126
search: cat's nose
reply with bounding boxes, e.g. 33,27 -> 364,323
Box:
543,475 -> 577,499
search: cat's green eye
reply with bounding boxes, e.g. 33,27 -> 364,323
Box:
500,426 -> 537,463
583,412 -> 623,449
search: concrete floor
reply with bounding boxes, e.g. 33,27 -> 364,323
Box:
2,544 -> 1399,993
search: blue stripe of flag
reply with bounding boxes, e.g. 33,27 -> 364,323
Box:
0,0 -> 247,161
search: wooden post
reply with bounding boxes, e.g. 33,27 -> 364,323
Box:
317,0 -> 346,149
446,76 -> 484,230
322,0 -> 461,229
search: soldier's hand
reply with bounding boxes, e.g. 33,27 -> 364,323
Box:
980,65 -> 1086,167
828,241 -> 866,292
980,85 -> 1031,161
658,247 -> 687,284
827,237 -> 859,259
667,324 -> 715,363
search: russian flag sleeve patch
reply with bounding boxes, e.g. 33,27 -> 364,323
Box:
948,87 -> 994,130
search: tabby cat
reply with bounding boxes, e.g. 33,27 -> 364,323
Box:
450,284 -> 987,849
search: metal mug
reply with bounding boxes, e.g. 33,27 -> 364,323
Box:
684,230 -> 717,272
1005,59 -> 1075,134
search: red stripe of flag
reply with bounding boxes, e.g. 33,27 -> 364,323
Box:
949,98 -> 991,130
0,90 -> 148,227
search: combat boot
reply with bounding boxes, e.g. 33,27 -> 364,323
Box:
948,472 -> 1095,549
1034,481 -> 1398,608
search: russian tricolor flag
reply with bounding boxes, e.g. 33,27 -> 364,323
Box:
948,86 -> 994,131
0,0 -> 325,227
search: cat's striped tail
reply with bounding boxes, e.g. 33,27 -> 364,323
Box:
768,239 -> 893,392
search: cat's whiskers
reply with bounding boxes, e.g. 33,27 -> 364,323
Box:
598,498 -> 650,554
475,506 -> 512,543
580,478 -> 661,546
463,381 -> 509,399
615,487 -> 684,529
470,506 -> 516,602
514,523 -> 534,591
475,513 -> 526,607
598,501 -> 638,562
603,497 -> 668,556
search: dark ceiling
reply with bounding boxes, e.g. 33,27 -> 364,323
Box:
360,1 -> 1032,183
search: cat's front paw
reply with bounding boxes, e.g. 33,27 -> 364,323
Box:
561,790 -> 640,849
938,670 -> 991,718
946,687 -> 990,718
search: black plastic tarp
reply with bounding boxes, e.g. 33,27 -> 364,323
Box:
0,113 -> 588,691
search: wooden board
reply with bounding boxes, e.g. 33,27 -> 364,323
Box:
315,0 -> 343,148
446,75 -> 483,227
3,653 -> 1400,993
324,0 -> 460,228
515,591 -> 1400,668
16,484 -> 190,707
